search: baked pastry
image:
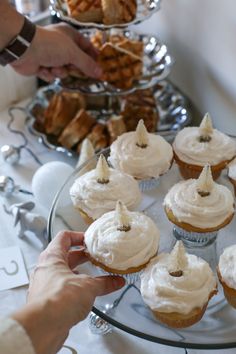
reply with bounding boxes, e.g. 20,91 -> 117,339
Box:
228,157 -> 236,197
164,164 -> 235,234
121,89 -> 159,132
66,0 -> 103,23
58,109 -> 96,149
70,154 -> 142,223
85,123 -> 109,151
173,113 -> 236,180
108,119 -> 173,190
101,0 -> 137,25
218,245 -> 236,308
140,241 -> 217,328
76,138 -> 96,175
44,91 -> 86,136
91,31 -> 125,49
107,114 -> 127,143
97,42 -> 143,89
84,200 -> 160,279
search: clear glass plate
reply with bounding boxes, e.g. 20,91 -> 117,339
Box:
48,149 -> 236,349
57,30 -> 173,95
50,0 -> 162,30
25,80 -> 192,156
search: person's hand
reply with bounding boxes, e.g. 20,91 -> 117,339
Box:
11,23 -> 102,82
13,231 -> 125,354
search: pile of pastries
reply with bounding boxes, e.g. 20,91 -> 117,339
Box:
33,88 -> 159,152
66,0 -> 137,25
69,115 -> 236,329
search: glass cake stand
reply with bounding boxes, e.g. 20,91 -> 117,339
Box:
47,149 -> 236,350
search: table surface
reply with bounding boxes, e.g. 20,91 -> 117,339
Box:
0,100 -> 235,354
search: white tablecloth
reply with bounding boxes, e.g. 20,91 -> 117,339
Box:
0,101 -> 234,354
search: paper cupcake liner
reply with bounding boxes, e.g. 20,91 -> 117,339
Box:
100,268 -> 141,285
173,226 -> 218,246
138,178 -> 160,192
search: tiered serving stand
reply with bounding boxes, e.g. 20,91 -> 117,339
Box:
44,0 -> 236,351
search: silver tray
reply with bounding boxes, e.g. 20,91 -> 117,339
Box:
57,30 -> 173,95
25,80 -> 192,157
50,0 -> 162,30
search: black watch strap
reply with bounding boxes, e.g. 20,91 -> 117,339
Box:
0,17 -> 36,66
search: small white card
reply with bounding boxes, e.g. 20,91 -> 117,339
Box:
58,340 -> 78,354
0,246 -> 29,291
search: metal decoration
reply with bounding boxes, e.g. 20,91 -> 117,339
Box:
0,107 -> 42,166
3,201 -> 47,241
0,176 -> 33,198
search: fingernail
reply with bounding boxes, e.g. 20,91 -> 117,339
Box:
114,276 -> 125,289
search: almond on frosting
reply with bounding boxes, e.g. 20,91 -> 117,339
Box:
136,119 -> 148,148
116,200 -> 131,232
198,113 -> 213,142
96,154 -> 110,184
84,201 -> 160,270
140,245 -> 217,315
196,164 -> 214,197
168,241 -> 188,277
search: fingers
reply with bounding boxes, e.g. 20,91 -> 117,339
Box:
68,249 -> 88,269
71,46 -> 102,79
90,276 -> 125,296
38,67 -> 55,82
50,230 -> 85,251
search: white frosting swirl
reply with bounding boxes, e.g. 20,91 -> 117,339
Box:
219,245 -> 236,289
173,127 -> 236,166
84,210 -> 160,270
140,253 -> 217,314
108,132 -> 173,179
70,168 -> 141,219
164,179 -> 234,228
228,158 -> 236,179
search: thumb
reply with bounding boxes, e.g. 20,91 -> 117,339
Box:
71,46 -> 102,79
91,275 -> 125,296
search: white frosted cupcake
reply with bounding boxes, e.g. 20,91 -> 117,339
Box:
140,241 -> 217,328
173,113 -> 236,180
70,154 -> 141,224
228,157 -> 236,197
84,201 -> 160,283
164,165 -> 235,235
218,245 -> 236,309
108,119 -> 173,191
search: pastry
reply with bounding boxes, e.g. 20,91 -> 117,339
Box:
85,123 -> 109,151
173,113 -> 236,180
107,114 -> 127,143
121,89 -> 159,132
58,109 -> 96,149
84,200 -> 160,278
66,0 -> 103,23
108,119 -> 173,190
228,157 -> 236,197
218,245 -> 236,309
44,91 -> 86,136
164,165 -> 235,233
140,241 -> 217,328
101,0 -> 137,25
70,154 -> 142,223
97,42 -> 143,89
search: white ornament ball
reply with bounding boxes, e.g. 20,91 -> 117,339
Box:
32,161 -> 74,210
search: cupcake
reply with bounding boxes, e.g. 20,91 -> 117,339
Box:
218,245 -> 236,308
84,201 -> 160,282
70,154 -> 141,224
108,119 -> 173,191
140,241 -> 217,328
173,113 -> 236,180
228,157 -> 236,197
76,138 -> 96,175
164,165 -> 235,235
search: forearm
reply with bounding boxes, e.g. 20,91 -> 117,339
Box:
0,0 -> 25,50
12,300 -> 68,354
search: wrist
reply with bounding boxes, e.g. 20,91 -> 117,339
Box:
0,2 -> 24,50
12,299 -> 68,354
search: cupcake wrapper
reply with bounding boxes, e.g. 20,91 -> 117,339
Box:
138,178 -> 160,192
100,268 -> 141,285
173,226 -> 218,246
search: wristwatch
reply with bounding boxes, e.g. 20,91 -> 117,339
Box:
0,17 -> 36,66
